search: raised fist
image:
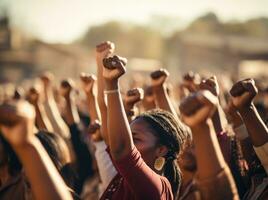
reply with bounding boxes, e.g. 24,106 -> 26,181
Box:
80,73 -> 97,95
96,41 -> 115,59
102,55 -> 127,81
179,90 -> 218,127
124,88 -> 144,107
199,76 -> 220,97
0,100 -> 35,147
60,79 -> 75,98
26,87 -> 40,105
182,71 -> 201,92
87,120 -> 102,141
150,69 -> 169,87
40,72 -> 54,88
229,78 -> 258,110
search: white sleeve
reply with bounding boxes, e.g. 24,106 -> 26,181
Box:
94,141 -> 117,195
254,142 -> 268,175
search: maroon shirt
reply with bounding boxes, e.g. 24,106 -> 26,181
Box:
100,146 -> 173,200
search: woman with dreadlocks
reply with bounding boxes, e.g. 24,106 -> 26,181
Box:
99,55 -> 189,200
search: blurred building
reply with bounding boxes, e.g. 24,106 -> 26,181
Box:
169,32 -> 268,78
0,17 -> 93,84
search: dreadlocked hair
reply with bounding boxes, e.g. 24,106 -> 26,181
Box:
135,109 -> 191,196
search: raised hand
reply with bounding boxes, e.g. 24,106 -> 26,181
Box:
27,87 -> 40,105
0,100 -> 35,147
80,73 -> 97,96
199,76 -> 220,97
182,71 -> 201,93
179,90 -> 218,127
40,72 -> 54,90
60,79 -> 75,99
103,55 -> 127,83
96,41 -> 115,60
229,78 -> 258,110
87,120 -> 102,141
150,69 -> 169,87
125,88 -> 144,107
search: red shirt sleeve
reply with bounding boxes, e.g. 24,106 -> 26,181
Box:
114,146 -> 173,200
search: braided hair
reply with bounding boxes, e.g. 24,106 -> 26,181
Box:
135,109 -> 191,196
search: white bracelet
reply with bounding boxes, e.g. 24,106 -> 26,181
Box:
104,89 -> 119,95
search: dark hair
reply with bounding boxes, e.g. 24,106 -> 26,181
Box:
0,134 -> 22,176
135,109 -> 190,196
35,131 -> 77,189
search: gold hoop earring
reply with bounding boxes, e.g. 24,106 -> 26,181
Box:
154,156 -> 166,171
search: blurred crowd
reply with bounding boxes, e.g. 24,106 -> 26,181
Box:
0,41 -> 268,200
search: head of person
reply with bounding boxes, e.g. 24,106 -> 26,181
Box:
130,109 -> 190,195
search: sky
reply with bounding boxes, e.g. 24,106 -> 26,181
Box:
1,0 -> 268,43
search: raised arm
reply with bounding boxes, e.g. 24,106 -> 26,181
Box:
27,87 -> 54,132
199,76 -> 225,134
102,55 -> 134,160
230,78 -> 268,147
179,90 -> 238,199
151,69 -> 178,118
124,88 -> 144,122
96,42 -> 115,144
59,79 -> 94,194
40,73 -> 70,139
0,101 -> 72,200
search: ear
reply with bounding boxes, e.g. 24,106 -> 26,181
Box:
155,145 -> 168,158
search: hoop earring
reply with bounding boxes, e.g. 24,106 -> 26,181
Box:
154,156 -> 166,171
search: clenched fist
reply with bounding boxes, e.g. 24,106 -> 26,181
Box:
229,79 -> 258,110
80,73 -> 97,96
102,55 -> 127,82
179,90 -> 218,127
150,69 -> 169,87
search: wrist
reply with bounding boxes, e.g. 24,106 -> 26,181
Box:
152,84 -> 165,91
238,103 -> 255,115
105,80 -> 119,90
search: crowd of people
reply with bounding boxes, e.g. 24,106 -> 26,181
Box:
0,41 -> 268,200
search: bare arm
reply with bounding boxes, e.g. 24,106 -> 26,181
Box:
27,87 -> 54,132
96,42 -> 115,144
179,90 -> 238,199
230,79 -> 268,147
103,55 -> 134,160
151,69 -> 178,118
40,73 -> 70,139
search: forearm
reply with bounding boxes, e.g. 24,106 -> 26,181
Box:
211,106 -> 224,134
15,138 -> 72,200
239,104 -> 268,147
97,61 -> 109,144
65,97 -> 80,126
87,94 -> 101,122
43,97 -> 70,138
106,82 -> 134,160
34,103 -> 54,132
153,85 -> 178,118
192,122 -> 226,179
